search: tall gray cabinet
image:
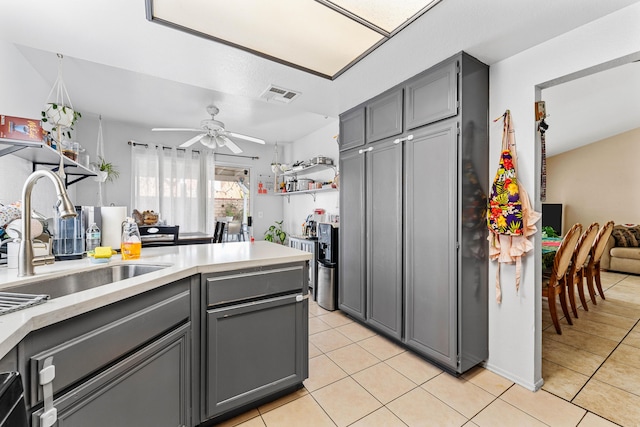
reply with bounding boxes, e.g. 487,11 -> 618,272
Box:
338,51 -> 489,373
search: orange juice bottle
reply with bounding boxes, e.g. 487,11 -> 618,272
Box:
121,217 -> 141,260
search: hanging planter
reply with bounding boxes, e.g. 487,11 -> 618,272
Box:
42,103 -> 80,129
40,54 -> 82,140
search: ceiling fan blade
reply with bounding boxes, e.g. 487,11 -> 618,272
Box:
220,135 -> 243,154
227,132 -> 265,144
152,127 -> 203,132
179,133 -> 206,147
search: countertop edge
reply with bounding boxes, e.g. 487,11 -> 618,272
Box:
0,241 -> 312,360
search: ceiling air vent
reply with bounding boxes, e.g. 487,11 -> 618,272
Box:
260,85 -> 301,103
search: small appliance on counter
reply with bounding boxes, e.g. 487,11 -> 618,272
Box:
52,206 -> 102,260
317,222 -> 339,311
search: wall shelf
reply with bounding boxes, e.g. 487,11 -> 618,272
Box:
0,137 -> 97,186
281,163 -> 336,176
274,187 -> 337,202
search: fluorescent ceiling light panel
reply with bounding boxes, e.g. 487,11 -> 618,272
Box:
146,0 -> 442,79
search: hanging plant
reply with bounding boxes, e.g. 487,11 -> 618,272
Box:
41,54 -> 81,140
91,156 -> 119,183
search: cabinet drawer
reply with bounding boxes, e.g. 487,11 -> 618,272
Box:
405,60 -> 458,130
339,107 -> 365,151
29,289 -> 190,403
31,324 -> 190,427
366,90 -> 403,143
205,264 -> 306,307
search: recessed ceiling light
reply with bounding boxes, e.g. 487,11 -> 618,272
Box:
145,0 -> 442,79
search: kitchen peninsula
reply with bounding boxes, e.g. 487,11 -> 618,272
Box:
0,241 -> 311,427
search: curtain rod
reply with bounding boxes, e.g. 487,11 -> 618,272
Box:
127,141 -> 259,160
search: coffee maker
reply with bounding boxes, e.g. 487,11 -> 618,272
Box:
52,206 -> 102,260
316,223 -> 339,311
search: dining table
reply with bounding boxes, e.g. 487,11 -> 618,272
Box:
542,236 -> 563,271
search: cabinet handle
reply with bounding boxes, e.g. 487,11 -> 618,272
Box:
358,147 -> 373,154
394,134 -> 415,144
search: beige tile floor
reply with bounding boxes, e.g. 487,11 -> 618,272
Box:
218,272 -> 638,427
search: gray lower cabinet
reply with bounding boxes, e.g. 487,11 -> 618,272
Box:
366,138 -> 403,339
338,148 -> 366,321
202,264 -> 308,421
32,324 -> 190,427
19,277 -> 194,426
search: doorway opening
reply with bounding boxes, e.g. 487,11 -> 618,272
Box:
214,165 -> 251,241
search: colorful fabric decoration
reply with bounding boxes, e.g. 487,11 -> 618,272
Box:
487,110 -> 541,303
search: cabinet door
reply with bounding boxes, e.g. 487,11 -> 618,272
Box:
338,148 -> 367,321
366,138 -> 403,339
366,90 -> 403,143
404,119 -> 459,369
205,294 -> 307,419
339,107 -> 365,151
405,60 -> 458,130
31,324 -> 191,427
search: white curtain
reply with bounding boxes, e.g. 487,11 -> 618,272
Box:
131,144 -> 215,234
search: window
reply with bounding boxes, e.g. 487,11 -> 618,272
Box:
131,143 -> 215,233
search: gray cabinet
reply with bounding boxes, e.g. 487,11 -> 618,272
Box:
18,277 -> 194,425
404,60 -> 458,130
338,107 -> 365,151
338,51 -> 488,373
404,120 -> 458,367
366,138 -> 403,339
366,90 -> 403,143
338,148 -> 366,321
31,324 -> 190,427
202,263 -> 308,421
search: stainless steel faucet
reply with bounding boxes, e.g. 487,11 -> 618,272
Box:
18,170 -> 77,277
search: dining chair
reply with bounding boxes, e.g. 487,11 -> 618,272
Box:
213,221 -> 226,243
543,222 -> 582,334
584,221 -> 615,304
566,222 -> 599,317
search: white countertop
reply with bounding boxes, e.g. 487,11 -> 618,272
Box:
0,241 -> 311,360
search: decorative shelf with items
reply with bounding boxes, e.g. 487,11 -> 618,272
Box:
275,156 -> 338,202
0,137 -> 96,186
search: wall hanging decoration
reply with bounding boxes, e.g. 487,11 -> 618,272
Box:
41,53 -> 82,181
487,110 -> 541,303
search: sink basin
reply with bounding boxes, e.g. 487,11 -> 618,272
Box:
2,264 -> 169,300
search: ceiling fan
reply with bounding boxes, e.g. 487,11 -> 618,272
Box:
152,105 -> 265,153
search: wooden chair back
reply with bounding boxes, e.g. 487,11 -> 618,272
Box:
591,221 -> 615,264
551,223 -> 582,281
573,223 -> 600,268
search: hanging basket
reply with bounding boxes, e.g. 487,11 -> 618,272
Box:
42,103 -> 78,128
93,170 -> 108,183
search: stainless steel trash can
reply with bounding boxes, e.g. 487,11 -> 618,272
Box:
317,262 -> 337,311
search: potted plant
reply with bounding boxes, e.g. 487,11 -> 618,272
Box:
41,103 -> 81,138
91,156 -> 119,183
264,220 -> 287,244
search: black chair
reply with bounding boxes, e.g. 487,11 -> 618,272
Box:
139,225 -> 180,247
213,222 -> 226,243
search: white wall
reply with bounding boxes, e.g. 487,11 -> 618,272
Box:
0,40 -> 74,215
0,44 -> 281,237
486,3 -> 640,390
281,120 -> 339,237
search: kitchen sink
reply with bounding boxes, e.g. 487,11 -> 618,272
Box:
1,264 -> 169,300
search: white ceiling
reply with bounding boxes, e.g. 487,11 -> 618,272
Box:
0,0 -> 638,151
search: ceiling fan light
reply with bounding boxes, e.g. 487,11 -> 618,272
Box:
214,135 -> 225,148
201,135 -> 216,148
